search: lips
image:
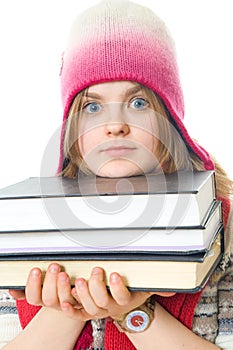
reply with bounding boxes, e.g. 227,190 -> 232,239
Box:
101,145 -> 136,157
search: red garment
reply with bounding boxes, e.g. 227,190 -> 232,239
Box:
16,197 -> 230,350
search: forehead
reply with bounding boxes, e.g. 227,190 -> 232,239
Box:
87,81 -> 141,96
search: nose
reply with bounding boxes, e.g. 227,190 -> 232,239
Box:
105,122 -> 130,136
104,104 -> 130,136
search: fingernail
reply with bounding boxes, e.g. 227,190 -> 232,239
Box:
49,263 -> 59,273
31,268 -> 40,277
91,267 -> 102,275
59,272 -> 69,283
75,278 -> 85,289
71,287 -> 77,296
110,273 -> 120,283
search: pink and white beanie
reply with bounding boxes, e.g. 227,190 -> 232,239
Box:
58,0 -> 214,171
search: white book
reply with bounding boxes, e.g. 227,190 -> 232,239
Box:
0,171 -> 216,232
0,200 -> 222,255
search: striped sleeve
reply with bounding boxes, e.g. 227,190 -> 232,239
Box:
193,197 -> 233,349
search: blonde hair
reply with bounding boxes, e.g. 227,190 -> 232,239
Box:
61,83 -> 233,198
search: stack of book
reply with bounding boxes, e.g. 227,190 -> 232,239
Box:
0,171 -> 223,292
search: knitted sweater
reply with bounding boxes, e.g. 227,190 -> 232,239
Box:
1,197 -> 233,349
0,291 -> 21,349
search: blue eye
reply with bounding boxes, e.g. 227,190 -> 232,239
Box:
84,102 -> 101,114
130,98 -> 147,110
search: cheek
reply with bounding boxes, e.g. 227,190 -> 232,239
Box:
78,128 -> 102,158
133,128 -> 158,152
131,113 -> 159,150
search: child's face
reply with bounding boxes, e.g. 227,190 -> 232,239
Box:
77,81 -> 160,177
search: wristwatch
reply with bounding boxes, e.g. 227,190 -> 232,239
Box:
113,301 -> 155,333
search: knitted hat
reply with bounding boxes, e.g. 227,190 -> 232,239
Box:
58,0 -> 214,172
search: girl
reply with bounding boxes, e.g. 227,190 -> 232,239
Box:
4,0 -> 233,349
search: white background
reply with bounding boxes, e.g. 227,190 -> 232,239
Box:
0,0 -> 232,189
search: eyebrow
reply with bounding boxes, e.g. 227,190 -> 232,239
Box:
123,85 -> 143,98
85,85 -> 143,100
84,92 -> 102,100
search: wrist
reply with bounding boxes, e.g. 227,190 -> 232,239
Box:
112,299 -> 155,334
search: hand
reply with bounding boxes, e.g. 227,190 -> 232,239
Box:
23,263 -> 78,311
10,263 -> 175,323
60,266 -> 175,321
9,263 -> 78,312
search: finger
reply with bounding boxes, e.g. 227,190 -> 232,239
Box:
57,272 -> 77,306
109,272 -> 131,306
8,289 -> 25,300
60,301 -> 90,321
25,268 -> 43,305
61,301 -> 80,318
75,278 -> 100,316
88,267 -> 110,308
153,291 -> 176,297
71,287 -> 80,300
71,287 -> 84,309
41,263 -> 61,307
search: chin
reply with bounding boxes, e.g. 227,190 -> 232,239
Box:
96,160 -> 144,178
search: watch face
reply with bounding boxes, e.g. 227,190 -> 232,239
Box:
125,310 -> 150,332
